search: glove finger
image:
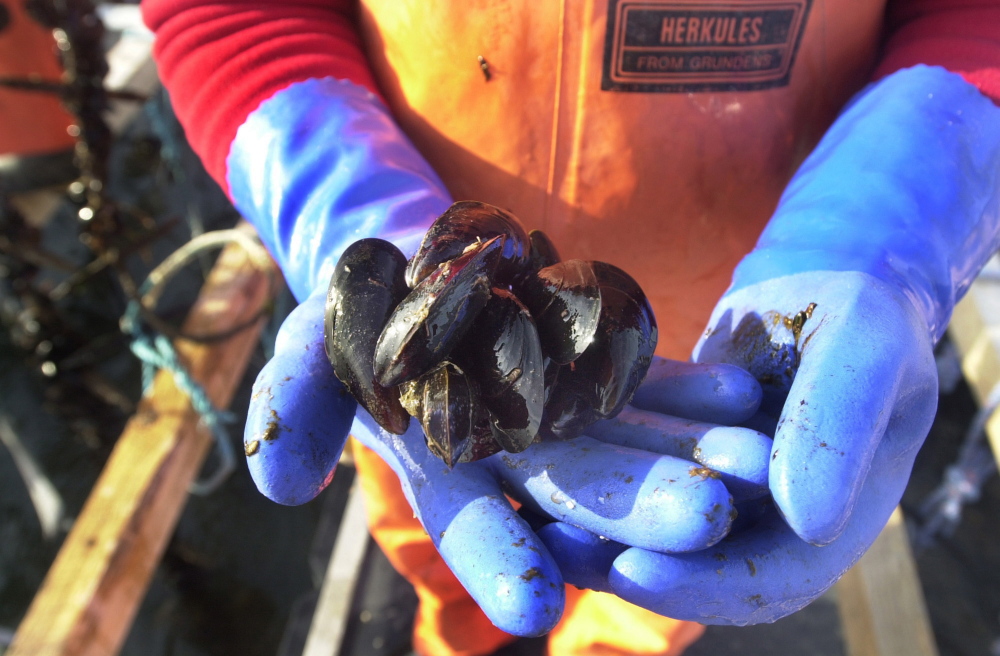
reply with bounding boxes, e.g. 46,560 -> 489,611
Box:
585,407 -> 772,502
769,297 -> 936,545
536,522 -> 628,593
351,412 -> 565,637
608,427 -> 915,625
629,357 -> 762,425
245,291 -> 356,505
489,436 -> 735,553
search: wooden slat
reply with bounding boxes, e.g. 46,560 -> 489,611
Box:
947,261 -> 1000,463
836,507 -> 939,656
9,237 -> 275,656
302,479 -> 370,656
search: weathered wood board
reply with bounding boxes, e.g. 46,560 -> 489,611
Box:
9,238 -> 274,656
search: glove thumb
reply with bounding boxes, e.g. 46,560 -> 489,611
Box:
245,290 -> 357,504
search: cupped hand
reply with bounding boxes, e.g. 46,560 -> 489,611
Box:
244,289 -> 762,635
604,271 -> 939,624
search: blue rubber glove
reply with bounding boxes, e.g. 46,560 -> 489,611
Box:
528,359 -> 774,594
229,78 -> 759,635
603,65 -> 1000,624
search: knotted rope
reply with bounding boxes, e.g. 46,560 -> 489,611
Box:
120,228 -> 274,495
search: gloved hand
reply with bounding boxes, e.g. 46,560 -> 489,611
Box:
230,78 -> 766,635
580,65 -> 1000,624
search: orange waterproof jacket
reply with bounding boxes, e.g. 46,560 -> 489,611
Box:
0,0 -> 76,156
145,0 -> 1000,357
354,0 -> 881,357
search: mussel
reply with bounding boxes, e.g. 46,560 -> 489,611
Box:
586,261 -> 658,417
526,229 -> 562,273
455,288 -> 545,453
539,380 -> 600,441
456,420 -> 504,464
322,201 -> 659,466
374,235 -> 503,387
540,261 -> 658,440
324,239 -> 411,434
400,362 -> 477,467
406,201 -> 530,287
517,259 -> 602,365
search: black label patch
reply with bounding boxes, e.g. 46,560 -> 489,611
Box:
602,0 -> 812,92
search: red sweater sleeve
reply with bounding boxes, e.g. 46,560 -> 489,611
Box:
142,0 -> 381,195
146,0 -> 1000,195
874,0 -> 1000,102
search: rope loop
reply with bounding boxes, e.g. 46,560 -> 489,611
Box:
121,228 -> 274,495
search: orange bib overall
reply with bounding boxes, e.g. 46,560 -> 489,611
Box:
0,1 -> 76,157
350,1 -> 885,653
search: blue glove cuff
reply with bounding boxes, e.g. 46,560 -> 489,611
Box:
730,65 -> 1000,340
227,77 -> 453,301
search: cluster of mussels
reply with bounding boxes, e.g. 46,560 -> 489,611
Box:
323,201 -> 658,466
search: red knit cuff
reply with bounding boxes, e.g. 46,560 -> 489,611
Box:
143,0 -> 382,195
874,4 -> 1000,103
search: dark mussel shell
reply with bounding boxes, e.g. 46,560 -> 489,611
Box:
578,261 -> 658,417
517,259 -> 601,365
456,417 -> 504,464
399,362 -> 476,467
405,201 -> 530,287
542,357 -> 560,406
538,261 -> 657,439
324,238 -> 411,435
455,288 -> 544,453
538,377 -> 600,441
374,235 -> 503,387
526,229 -> 561,272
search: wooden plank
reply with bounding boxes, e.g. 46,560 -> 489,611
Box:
947,260 -> 1000,463
8,235 -> 275,656
302,478 -> 370,656
836,507 -> 939,656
